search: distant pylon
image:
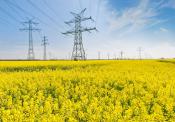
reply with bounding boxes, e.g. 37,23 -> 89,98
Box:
107,53 -> 110,60
68,52 -> 71,60
114,53 -> 117,60
20,19 -> 40,60
62,8 -> 97,61
98,51 -> 101,60
120,51 -> 124,60
42,36 -> 49,60
137,47 -> 143,60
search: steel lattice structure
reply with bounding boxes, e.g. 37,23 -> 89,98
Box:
20,19 -> 40,60
42,36 -> 49,60
63,8 -> 97,60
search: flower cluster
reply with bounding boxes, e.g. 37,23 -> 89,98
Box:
0,60 -> 175,121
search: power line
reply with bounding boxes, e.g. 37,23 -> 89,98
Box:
41,0 -> 66,31
3,0 -> 25,20
0,5 -> 20,23
0,16 -> 15,27
0,13 -> 20,29
95,0 -> 102,27
4,0 -> 66,36
26,0 -> 64,30
42,0 -> 64,22
4,0 -> 42,23
26,0 -> 54,22
20,19 -> 40,60
6,0 -> 63,34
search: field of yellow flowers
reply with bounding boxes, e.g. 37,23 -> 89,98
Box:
0,60 -> 175,121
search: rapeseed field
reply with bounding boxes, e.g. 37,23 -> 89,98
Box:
0,60 -> 175,121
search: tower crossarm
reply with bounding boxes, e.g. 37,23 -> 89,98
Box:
19,28 -> 40,31
81,27 -> 97,33
70,8 -> 87,17
62,29 -> 75,35
70,12 -> 80,17
22,21 -> 39,25
81,17 -> 94,22
65,20 -> 75,25
62,27 -> 97,35
65,17 -> 93,25
79,8 -> 86,16
42,38 -> 49,46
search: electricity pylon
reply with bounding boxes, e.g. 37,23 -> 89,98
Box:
20,19 -> 40,60
120,51 -> 124,60
137,47 -> 143,60
42,36 -> 49,60
62,8 -> 97,60
98,51 -> 101,60
114,53 -> 117,60
107,53 -> 110,60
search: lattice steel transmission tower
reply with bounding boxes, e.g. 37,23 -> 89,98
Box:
137,47 -> 143,60
20,19 -> 40,60
42,36 -> 49,60
62,8 -> 97,60
120,51 -> 124,60
98,51 -> 101,60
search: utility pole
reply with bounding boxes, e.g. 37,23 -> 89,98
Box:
62,8 -> 97,61
120,51 -> 124,60
114,53 -> 117,60
137,47 -> 143,60
98,51 -> 101,60
20,19 -> 40,60
107,53 -> 110,60
68,52 -> 71,60
42,36 -> 49,60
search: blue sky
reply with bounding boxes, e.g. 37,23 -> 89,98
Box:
0,0 -> 175,59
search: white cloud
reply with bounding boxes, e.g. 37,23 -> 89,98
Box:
160,27 -> 169,32
108,0 -> 161,36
